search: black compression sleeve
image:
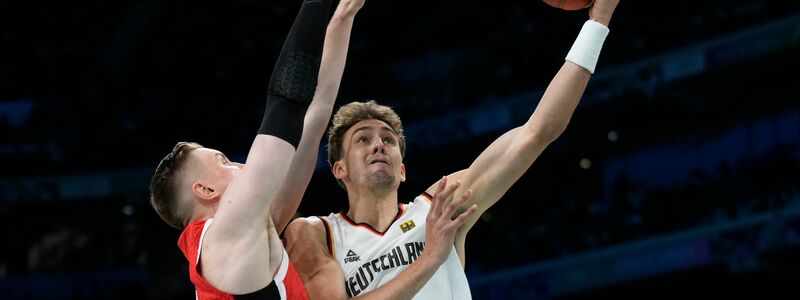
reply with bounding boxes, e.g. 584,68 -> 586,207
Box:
258,0 -> 331,147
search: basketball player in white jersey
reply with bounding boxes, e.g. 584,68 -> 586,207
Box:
285,0 -> 621,298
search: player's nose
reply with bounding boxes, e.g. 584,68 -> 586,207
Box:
370,138 -> 385,154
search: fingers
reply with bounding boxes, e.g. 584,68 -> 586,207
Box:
428,178 -> 476,232
442,188 -> 472,220
432,178 -> 461,216
449,189 -> 472,210
429,176 -> 447,214
439,180 -> 461,211
451,204 -> 478,227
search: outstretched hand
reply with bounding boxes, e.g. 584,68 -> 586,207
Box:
423,177 -> 478,264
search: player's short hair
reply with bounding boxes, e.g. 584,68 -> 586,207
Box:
149,142 -> 203,229
327,100 -> 406,189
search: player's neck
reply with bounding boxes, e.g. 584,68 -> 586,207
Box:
346,188 -> 399,232
189,200 -> 218,223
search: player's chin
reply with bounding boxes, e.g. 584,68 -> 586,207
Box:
367,170 -> 395,186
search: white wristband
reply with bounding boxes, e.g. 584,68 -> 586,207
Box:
565,20 -> 609,74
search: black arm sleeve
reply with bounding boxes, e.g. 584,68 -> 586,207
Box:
258,0 -> 332,148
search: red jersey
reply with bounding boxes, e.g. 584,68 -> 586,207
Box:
177,219 -> 309,300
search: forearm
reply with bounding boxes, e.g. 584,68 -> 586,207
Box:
295,9 -> 357,144
524,15 -> 611,140
452,65 -> 591,207
523,62 -> 590,142
315,9 -> 355,104
258,0 -> 331,147
271,7 -> 358,232
352,256 -> 441,300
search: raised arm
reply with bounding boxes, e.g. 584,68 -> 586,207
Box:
271,0 -> 363,234
427,0 -> 621,249
197,0 -> 331,294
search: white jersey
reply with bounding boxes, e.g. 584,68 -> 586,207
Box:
322,193 -> 472,299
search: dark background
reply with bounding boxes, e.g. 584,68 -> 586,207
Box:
1,0 -> 799,299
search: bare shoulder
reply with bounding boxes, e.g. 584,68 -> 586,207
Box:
286,217 -> 347,298
285,216 -> 338,285
285,217 -> 326,237
284,217 -> 328,254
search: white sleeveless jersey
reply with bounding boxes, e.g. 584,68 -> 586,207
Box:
322,193 -> 472,299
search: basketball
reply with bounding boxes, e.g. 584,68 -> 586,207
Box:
542,0 -> 594,11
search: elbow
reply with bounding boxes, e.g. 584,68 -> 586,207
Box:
306,98 -> 335,124
309,86 -> 338,113
524,122 -> 566,144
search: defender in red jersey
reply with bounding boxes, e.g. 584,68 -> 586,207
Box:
148,0 -> 364,298
178,219 -> 307,299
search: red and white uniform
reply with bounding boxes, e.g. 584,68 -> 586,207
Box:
178,219 -> 309,300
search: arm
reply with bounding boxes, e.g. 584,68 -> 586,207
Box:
199,0 -> 332,294
271,0 -> 362,233
284,218 -> 348,299
427,0 -> 621,251
287,178 -> 477,300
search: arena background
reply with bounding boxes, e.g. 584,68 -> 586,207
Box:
1,0 -> 799,299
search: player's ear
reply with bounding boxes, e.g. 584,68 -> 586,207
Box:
192,181 -> 218,201
399,163 -> 406,182
332,160 -> 347,180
